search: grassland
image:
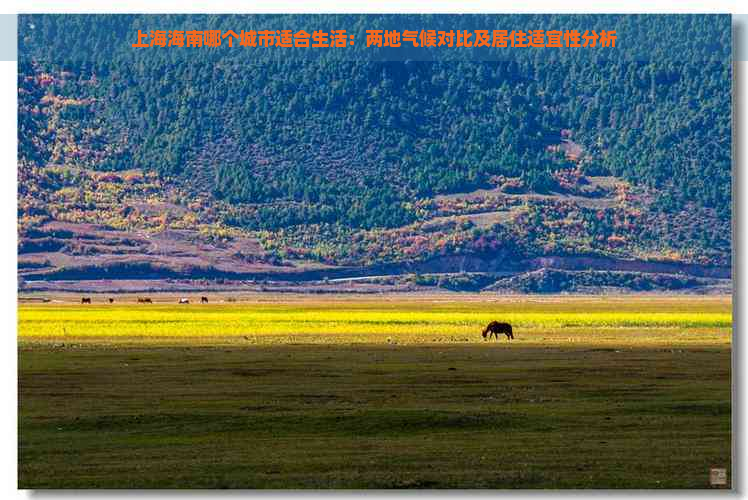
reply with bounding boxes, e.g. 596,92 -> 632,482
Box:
18,295 -> 732,488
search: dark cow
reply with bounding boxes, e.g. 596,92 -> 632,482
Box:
81,297 -> 92,304
108,298 -> 114,304
482,321 -> 514,341
201,296 -> 209,304
137,297 -> 152,304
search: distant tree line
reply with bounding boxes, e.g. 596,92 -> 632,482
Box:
18,14 -> 732,230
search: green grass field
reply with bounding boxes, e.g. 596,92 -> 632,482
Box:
18,295 -> 732,488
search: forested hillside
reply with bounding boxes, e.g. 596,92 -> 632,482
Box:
17,14 -> 732,293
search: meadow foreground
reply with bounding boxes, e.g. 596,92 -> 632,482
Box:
18,295 -> 732,488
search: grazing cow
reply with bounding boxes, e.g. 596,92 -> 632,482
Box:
482,321 -> 514,341
137,297 -> 152,304
108,298 -> 114,304
178,298 -> 190,304
81,297 -> 92,304
201,296 -> 209,304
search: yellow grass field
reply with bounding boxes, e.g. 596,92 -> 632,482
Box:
18,295 -> 732,347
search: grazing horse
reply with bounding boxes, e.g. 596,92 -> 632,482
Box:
81,297 -> 91,304
178,298 -> 190,304
482,321 -> 514,341
201,296 -> 209,304
137,297 -> 152,304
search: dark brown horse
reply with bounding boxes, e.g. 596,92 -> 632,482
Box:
482,321 -> 514,341
81,297 -> 91,304
201,296 -> 209,304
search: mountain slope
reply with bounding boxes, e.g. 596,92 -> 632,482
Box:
17,14 -> 732,293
